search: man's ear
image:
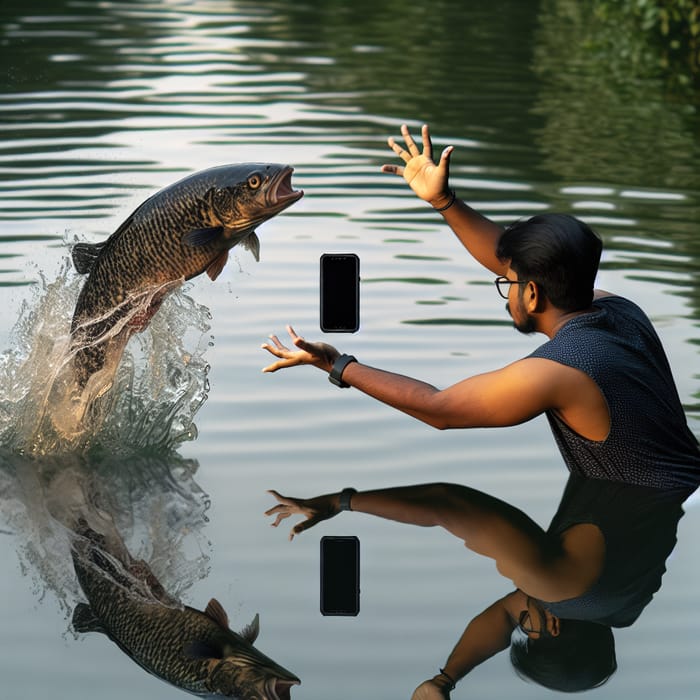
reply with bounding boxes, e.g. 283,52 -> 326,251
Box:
548,614 -> 561,637
525,280 -> 539,312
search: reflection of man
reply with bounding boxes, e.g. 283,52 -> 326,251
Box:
265,473 -> 686,696
260,125 -> 700,694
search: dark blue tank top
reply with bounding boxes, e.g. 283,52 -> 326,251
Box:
529,296 -> 700,490
540,474 -> 686,627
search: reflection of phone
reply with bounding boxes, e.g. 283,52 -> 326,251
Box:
320,254 -> 360,333
320,536 -> 360,616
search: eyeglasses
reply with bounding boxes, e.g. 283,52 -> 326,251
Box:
517,609 -> 538,635
494,276 -> 528,299
517,609 -> 551,639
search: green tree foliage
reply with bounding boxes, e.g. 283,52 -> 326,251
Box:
594,0 -> 700,88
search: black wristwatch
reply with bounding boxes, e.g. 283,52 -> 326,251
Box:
339,487 -> 357,511
328,354 -> 357,388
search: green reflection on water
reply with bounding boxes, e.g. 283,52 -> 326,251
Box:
403,317 -> 512,327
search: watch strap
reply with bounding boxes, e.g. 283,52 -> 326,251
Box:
339,488 -> 357,511
328,354 -> 357,388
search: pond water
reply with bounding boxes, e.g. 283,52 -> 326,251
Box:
1,1 -> 699,699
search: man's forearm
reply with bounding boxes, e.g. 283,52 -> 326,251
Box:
348,484 -> 455,528
440,596 -> 516,683
439,198 -> 506,276
338,361 -> 455,429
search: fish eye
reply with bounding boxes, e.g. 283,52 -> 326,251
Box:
247,173 -> 263,189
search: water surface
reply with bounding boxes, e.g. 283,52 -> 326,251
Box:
1,1 -> 699,699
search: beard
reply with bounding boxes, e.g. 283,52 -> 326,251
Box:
506,302 -> 538,335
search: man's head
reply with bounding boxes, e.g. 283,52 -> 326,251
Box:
496,214 -> 603,313
509,617 -> 617,692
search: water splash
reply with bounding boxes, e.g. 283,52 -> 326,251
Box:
0,251 -> 216,616
0,258 -> 212,455
0,447 -> 211,619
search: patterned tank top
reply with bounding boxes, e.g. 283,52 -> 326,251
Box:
540,474 -> 686,626
529,296 -> 700,490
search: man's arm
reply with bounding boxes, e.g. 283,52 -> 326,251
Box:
410,592 -> 522,699
381,124 -> 507,275
337,357 -> 560,429
441,592 -> 523,681
265,483 -> 603,603
262,328 -> 571,430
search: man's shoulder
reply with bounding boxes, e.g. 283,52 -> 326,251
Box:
592,293 -> 653,325
593,289 -> 615,300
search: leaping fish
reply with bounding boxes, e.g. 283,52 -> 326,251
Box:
69,163 -> 303,389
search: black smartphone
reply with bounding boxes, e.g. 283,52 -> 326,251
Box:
320,535 -> 360,616
320,253 -> 360,333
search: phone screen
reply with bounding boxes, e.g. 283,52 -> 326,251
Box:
320,536 -> 360,616
320,254 -> 359,333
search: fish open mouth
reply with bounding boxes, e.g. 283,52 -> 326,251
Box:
268,166 -> 303,210
268,677 -> 300,700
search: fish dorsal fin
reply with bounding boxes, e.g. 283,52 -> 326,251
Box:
72,603 -> 107,635
71,241 -> 108,275
240,613 -> 260,644
242,231 -> 260,262
205,598 -> 230,628
206,250 -> 229,281
182,226 -> 224,248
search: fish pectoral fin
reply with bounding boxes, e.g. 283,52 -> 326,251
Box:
182,226 -> 224,247
71,241 -> 108,274
184,640 -> 224,660
242,231 -> 260,262
206,251 -> 229,281
72,603 -> 107,635
240,613 -> 260,644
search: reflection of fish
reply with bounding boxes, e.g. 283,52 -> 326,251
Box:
71,524 -> 300,699
69,163 -> 303,388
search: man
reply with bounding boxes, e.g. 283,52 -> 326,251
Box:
262,124 -> 700,491
260,125 -> 700,695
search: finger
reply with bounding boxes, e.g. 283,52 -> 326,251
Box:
290,514 -> 320,538
291,335 -> 313,352
260,342 -> 282,358
264,502 -> 291,518
260,344 -> 291,368
264,501 -> 282,515
421,124 -> 433,161
260,338 -> 284,357
401,124 -> 420,157
265,490 -> 301,511
388,135 -> 411,163
261,359 -> 289,373
439,145 -> 454,166
286,325 -> 303,346
264,505 -> 285,519
380,164 -> 405,177
271,511 -> 292,528
268,333 -> 288,351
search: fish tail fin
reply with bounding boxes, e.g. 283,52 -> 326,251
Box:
71,241 -> 107,274
72,603 -> 107,635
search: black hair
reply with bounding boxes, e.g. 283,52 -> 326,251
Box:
496,214 -> 602,312
509,619 -> 617,692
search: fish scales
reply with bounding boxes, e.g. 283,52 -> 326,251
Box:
75,564 -> 216,691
